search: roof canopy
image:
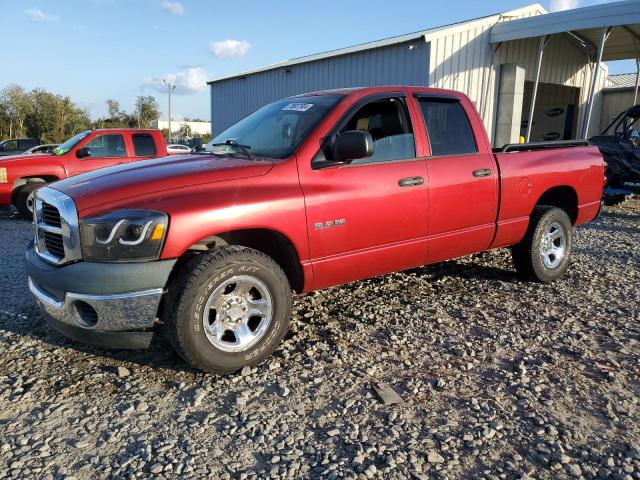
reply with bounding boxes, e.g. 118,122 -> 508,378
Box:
490,0 -> 640,61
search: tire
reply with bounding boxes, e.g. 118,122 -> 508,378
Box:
13,183 -> 41,219
511,206 -> 573,283
165,246 -> 292,373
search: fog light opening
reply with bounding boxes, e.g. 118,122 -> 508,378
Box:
74,301 -> 99,328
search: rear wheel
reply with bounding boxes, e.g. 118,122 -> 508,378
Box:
165,246 -> 292,373
512,206 -> 573,283
13,183 -> 41,219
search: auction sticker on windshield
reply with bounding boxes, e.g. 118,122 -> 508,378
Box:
282,103 -> 314,112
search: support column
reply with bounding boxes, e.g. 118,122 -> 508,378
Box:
525,35 -> 549,143
582,27 -> 611,139
634,58 -> 640,106
494,63 -> 526,147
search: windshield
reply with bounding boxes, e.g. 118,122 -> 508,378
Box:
53,131 -> 91,156
205,95 -> 343,159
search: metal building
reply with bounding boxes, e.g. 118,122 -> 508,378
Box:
600,71 -> 640,132
208,1 -> 640,145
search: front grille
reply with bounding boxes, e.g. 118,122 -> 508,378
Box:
42,203 -> 62,228
43,230 -> 65,257
33,188 -> 81,265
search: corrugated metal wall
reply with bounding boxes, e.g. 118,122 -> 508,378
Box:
601,89 -> 635,132
427,8 -> 541,140
427,6 -> 606,139
210,39 -> 430,135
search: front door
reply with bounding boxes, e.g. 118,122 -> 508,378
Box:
298,94 -> 429,290
414,95 -> 499,263
69,133 -> 130,176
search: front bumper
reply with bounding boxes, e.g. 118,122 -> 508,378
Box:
26,244 -> 176,349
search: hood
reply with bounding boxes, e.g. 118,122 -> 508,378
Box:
51,154 -> 274,212
0,153 -> 53,164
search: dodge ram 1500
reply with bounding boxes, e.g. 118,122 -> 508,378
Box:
25,87 -> 605,373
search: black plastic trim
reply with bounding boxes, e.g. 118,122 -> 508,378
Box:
44,313 -> 154,349
25,243 -> 176,296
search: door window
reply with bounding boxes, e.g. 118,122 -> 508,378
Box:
315,97 -> 416,166
1,140 -> 18,151
84,134 -> 126,158
418,98 -> 477,156
343,98 -> 415,164
132,134 -> 157,156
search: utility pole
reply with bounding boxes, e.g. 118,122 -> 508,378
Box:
163,79 -> 176,143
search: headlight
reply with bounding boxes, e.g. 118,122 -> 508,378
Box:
0,168 -> 7,184
79,209 -> 168,262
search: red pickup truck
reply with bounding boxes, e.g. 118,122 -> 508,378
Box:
25,86 -> 604,373
0,129 -> 167,217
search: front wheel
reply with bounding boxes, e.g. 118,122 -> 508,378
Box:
13,183 -> 41,219
511,206 -> 573,283
165,246 -> 292,373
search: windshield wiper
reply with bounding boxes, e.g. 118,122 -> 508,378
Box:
211,140 -> 253,159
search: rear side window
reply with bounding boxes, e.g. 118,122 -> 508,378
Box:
418,98 -> 477,156
132,134 -> 157,157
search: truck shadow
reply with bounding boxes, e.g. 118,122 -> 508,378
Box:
1,303 -> 196,374
404,255 -> 521,283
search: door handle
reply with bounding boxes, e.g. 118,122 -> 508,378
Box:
398,176 -> 424,187
472,168 -> 492,177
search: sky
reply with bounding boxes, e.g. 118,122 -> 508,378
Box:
1,0 -> 634,122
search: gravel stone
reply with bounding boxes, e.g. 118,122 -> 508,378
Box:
1,200 -> 640,478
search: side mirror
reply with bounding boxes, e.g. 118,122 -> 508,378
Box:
0,145 -> 5,152
332,130 -> 374,163
76,147 -> 91,159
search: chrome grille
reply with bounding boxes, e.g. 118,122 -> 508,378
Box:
43,230 -> 65,257
33,187 -> 82,265
42,203 -> 62,228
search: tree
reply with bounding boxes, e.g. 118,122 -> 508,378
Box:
106,99 -> 120,120
1,85 -> 32,138
178,123 -> 192,138
134,95 -> 159,129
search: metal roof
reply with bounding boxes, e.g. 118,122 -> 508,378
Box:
490,0 -> 640,61
606,73 -> 639,90
207,4 -> 545,84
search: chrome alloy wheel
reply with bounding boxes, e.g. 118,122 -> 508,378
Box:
202,275 -> 273,352
540,221 -> 566,269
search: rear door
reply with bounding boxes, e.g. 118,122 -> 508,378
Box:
414,94 -> 499,263
298,92 -> 429,290
68,132 -> 130,175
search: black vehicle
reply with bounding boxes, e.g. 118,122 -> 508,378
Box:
590,105 -> 640,205
0,138 -> 38,156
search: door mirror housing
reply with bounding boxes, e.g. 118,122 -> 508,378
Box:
76,147 -> 91,159
332,130 -> 374,163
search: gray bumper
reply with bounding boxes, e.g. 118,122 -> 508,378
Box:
25,244 -> 176,348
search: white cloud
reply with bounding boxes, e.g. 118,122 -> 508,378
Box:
25,8 -> 59,22
549,0 -> 580,11
143,66 -> 209,95
208,40 -> 251,59
161,1 -> 184,15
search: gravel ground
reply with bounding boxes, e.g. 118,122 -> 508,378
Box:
0,199 -> 639,480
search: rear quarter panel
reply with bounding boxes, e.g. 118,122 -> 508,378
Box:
491,146 -> 604,248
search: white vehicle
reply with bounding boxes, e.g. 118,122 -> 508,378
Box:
22,144 -> 59,155
166,144 -> 192,155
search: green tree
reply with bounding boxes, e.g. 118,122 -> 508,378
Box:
178,123 -> 192,138
106,99 -> 120,120
1,85 -> 32,138
134,95 -> 159,129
